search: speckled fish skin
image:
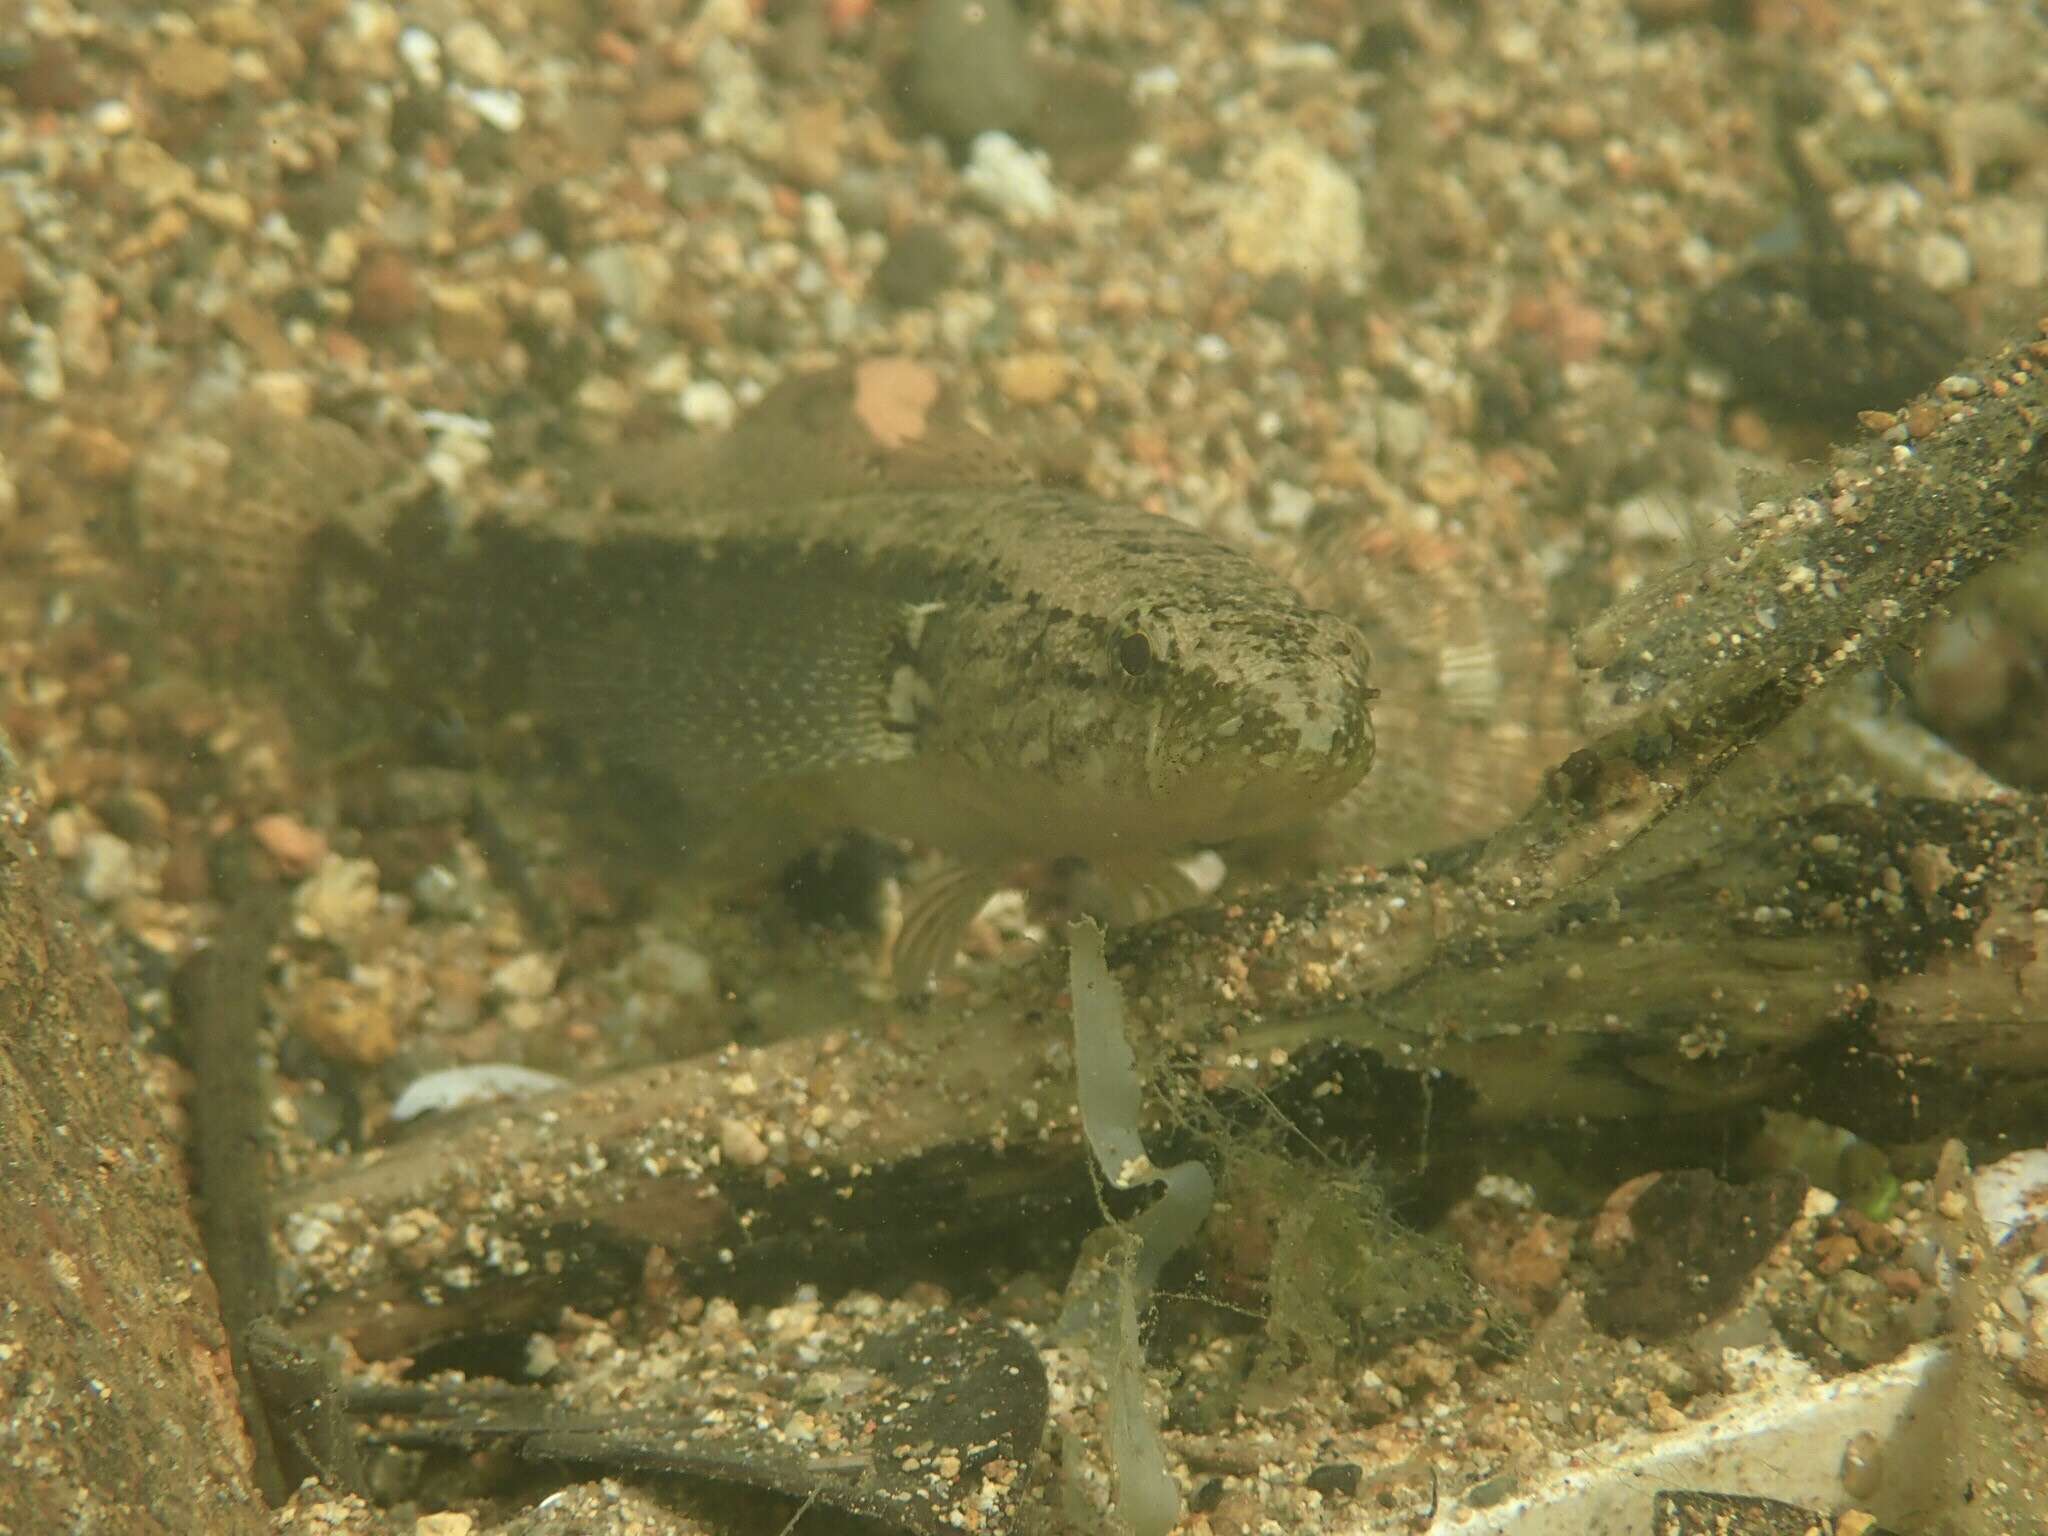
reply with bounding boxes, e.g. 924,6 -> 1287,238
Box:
465,485 -> 1378,872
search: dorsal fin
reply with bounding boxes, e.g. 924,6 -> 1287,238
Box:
606,358 -> 1031,514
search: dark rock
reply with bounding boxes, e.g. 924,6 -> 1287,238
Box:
1306,1462 -> 1362,1499
874,223 -> 960,309
900,0 -> 1040,144
1589,1169 -> 1806,1340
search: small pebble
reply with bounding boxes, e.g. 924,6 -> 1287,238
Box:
996,351 -> 1069,405
89,99 -> 135,136
252,813 -> 329,876
1374,397 -> 1431,470
189,188 -> 254,232
285,1212 -> 334,1257
148,37 -> 234,101
523,1333 -> 559,1379
962,132 -> 1057,221
353,248 -> 422,330
443,21 -> 509,87
293,977 -> 399,1067
57,273 -> 111,380
110,138 -> 196,207
430,282 -> 507,361
17,328 -> 59,401
629,936 -> 714,999
397,27 -> 442,86
1305,1463 -> 1362,1499
720,1116 -> 772,1167
902,0 -> 1039,143
681,379 -> 737,429
293,857 -> 383,940
246,370 -> 313,418
581,243 -> 672,325
629,78 -> 704,128
490,952 -> 560,1000
874,224 -> 959,308
455,85 -> 524,134
1224,138 -> 1365,283
1914,232 -> 1972,293
1263,482 -> 1316,532
77,831 -> 143,904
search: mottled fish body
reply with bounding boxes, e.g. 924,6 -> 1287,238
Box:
351,484 -> 1376,984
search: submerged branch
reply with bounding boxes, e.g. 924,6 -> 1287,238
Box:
281,321 -> 2048,1357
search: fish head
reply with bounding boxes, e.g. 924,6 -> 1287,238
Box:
1118,597 -> 1377,839
897,497 -> 1379,860
932,585 -> 1375,855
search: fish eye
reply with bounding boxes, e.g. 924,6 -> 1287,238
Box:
1115,629 -> 1155,677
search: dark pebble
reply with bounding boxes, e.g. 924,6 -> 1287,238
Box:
2,40 -> 89,112
1588,1168 -> 1807,1341
1253,270 -> 1312,322
1306,1462 -> 1362,1499
900,0 -> 1040,143
874,224 -> 960,309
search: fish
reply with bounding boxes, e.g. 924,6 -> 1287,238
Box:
363,486 -> 1375,988
162,365 -> 1380,989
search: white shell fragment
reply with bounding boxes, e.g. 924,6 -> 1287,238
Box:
390,1063 -> 570,1123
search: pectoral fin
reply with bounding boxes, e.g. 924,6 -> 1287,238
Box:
1071,858 -> 1209,927
890,864 -> 1002,994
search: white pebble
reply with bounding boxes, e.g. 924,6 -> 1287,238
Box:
575,374 -> 633,422
1175,849 -> 1227,897
1914,232 -> 1973,293
1475,1173 -> 1538,1208
633,936 -> 714,998
680,378 -> 737,429
962,132 -> 1057,222
1223,136 -> 1365,284
247,370 -> 313,418
285,1212 -> 335,1256
397,26 -> 442,87
1132,65 -> 1179,102
490,952 -> 560,1000
444,20 -> 509,87
293,856 -> 383,940
57,274 -> 111,380
89,99 -> 135,136
77,832 -> 142,904
456,84 -> 524,134
720,1116 -> 771,1167
581,243 -> 673,324
1374,397 -> 1430,470
419,410 -> 493,493
21,327 -> 63,401
1976,1149 -> 2048,1247
1263,480 -> 1316,531
801,191 -> 845,257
